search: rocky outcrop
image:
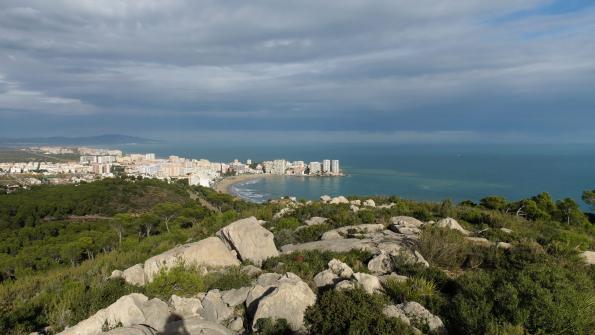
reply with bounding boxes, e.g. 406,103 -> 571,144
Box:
59,293 -> 170,335
383,305 -> 411,325
143,237 -> 240,282
390,216 -> 424,229
251,273 -> 316,332
216,216 -> 279,266
397,301 -> 445,334
321,224 -> 385,240
436,217 -> 470,235
272,207 -> 294,220
465,236 -> 494,247
363,199 -> 376,207
320,195 -> 332,203
221,287 -> 251,307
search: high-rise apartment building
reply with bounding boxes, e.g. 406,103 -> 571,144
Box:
322,159 -> 331,173
331,160 -> 340,174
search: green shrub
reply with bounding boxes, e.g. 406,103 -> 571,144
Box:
304,288 -> 414,335
145,265 -> 206,300
204,267 -> 252,291
418,226 -> 470,269
271,217 -> 301,231
447,261 -> 595,335
254,318 -> 292,335
383,277 -> 446,315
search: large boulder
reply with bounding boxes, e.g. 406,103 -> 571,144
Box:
363,199 -> 376,207
321,224 -> 385,240
320,195 -> 332,203
251,273 -> 316,332
397,301 -> 445,334
143,237 -> 240,282
59,294 -> 170,335
436,217 -> 470,235
121,264 -> 146,286
102,325 -> 158,335
383,305 -> 410,325
217,217 -> 279,266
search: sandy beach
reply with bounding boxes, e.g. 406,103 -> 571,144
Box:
213,174 -> 266,195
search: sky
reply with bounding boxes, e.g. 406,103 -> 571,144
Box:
0,0 -> 594,144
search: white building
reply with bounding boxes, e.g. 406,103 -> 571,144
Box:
308,162 -> 321,174
331,160 -> 340,174
322,159 -> 331,174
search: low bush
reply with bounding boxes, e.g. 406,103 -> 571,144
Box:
254,318 -> 292,335
383,277 -> 446,314
145,266 -> 206,300
304,288 -> 414,335
418,226 -> 470,269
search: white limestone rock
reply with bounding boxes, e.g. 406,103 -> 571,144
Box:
201,290 -> 234,323
397,301 -> 445,334
383,305 -> 410,325
500,227 -> 513,234
363,199 -> 376,207
328,259 -> 354,279
378,272 -> 409,284
334,280 -> 356,291
350,199 -> 362,206
436,217 -> 470,235
169,295 -> 203,318
581,250 -> 595,265
313,269 -> 340,288
143,237 -> 240,282
350,204 -> 360,212
466,237 -> 494,247
273,207 -> 294,220
320,195 -> 332,203
367,252 -> 394,274
216,216 -> 279,266
59,293 -> 170,335
321,224 -> 385,240
251,273 -> 316,332
330,196 -> 350,204
221,287 -> 251,307
304,216 -> 328,226
122,264 -> 146,286
228,317 -> 244,333
353,273 -> 382,294
390,216 -> 424,228
497,242 -> 513,250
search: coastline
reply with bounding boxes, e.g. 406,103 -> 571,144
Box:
213,174 -> 266,195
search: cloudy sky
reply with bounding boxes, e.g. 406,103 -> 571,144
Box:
0,0 -> 594,143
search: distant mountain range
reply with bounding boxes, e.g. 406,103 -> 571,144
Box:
0,134 -> 158,146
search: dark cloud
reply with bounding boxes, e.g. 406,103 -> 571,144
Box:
0,0 -> 594,142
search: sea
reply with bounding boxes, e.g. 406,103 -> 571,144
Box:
114,142 -> 595,206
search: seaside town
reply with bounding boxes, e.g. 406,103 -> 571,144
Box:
0,146 -> 342,193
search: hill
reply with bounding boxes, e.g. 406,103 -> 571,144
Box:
0,179 -> 593,334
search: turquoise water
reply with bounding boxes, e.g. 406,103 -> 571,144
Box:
115,142 -> 595,205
